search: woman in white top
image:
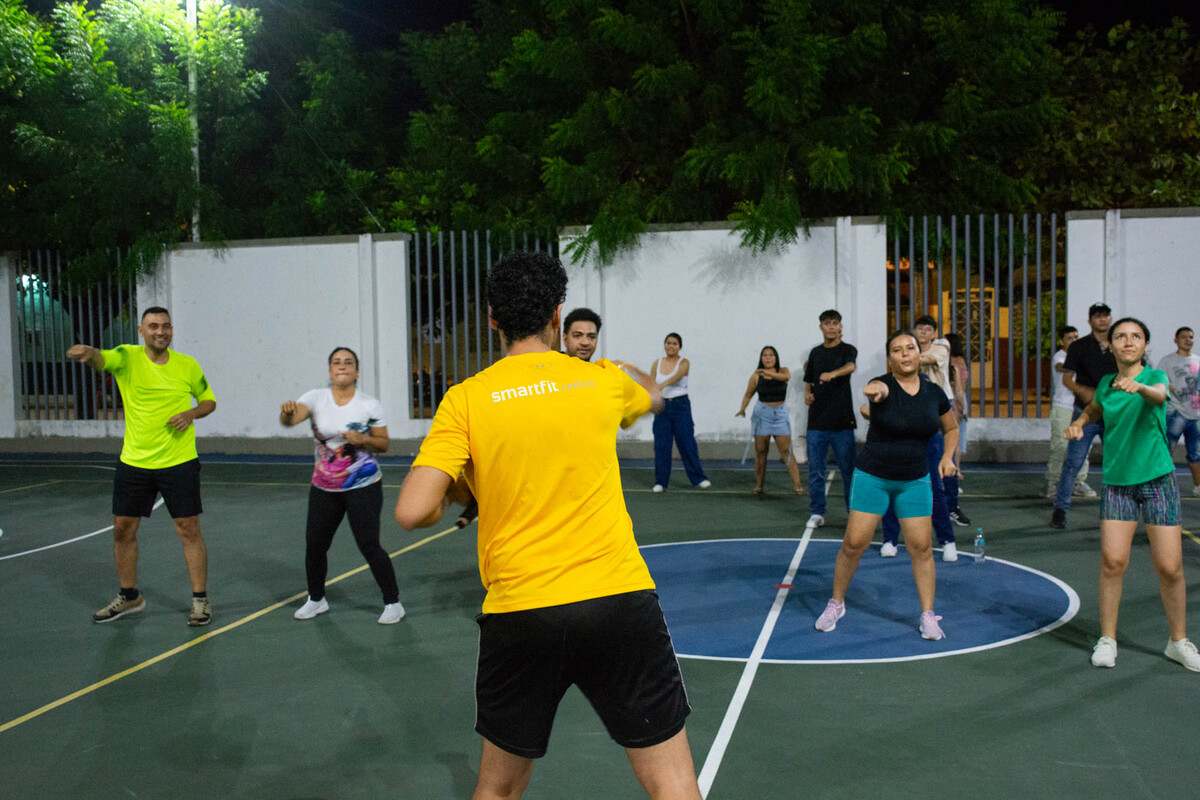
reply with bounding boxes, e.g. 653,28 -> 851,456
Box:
650,332 -> 711,492
279,347 -> 405,624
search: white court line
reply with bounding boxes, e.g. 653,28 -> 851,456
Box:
0,463 -> 116,471
0,498 -> 163,562
697,524 -> 814,797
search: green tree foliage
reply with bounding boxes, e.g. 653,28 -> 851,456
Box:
1029,20 -> 1200,210
0,0 -> 262,277
393,0 -> 1063,263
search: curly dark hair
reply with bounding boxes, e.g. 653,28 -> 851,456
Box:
486,251 -> 568,342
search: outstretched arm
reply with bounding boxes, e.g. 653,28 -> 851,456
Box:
66,344 -> 104,372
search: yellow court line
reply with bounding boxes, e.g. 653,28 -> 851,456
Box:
0,480 -> 61,495
1184,528 -> 1200,546
0,523 -> 462,736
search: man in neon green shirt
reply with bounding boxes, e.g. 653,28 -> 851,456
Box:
67,306 -> 217,626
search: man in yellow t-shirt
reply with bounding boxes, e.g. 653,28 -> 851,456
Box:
67,306 -> 217,627
396,252 -> 701,799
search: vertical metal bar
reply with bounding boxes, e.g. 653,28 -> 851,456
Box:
921,215 -> 929,319
449,231 -> 459,386
907,216 -> 916,328
473,231 -> 482,374
1050,212 -> 1058,344
14,257 -> 27,417
1035,213 -> 1043,418
53,252 -> 68,418
105,268 -> 116,414
486,231 -> 494,364
461,231 -> 470,377
993,214 -> 1001,416
424,232 -> 435,414
892,232 -> 900,329
34,250 -> 49,418
1021,214 -> 1029,417
86,277 -> 101,418
935,216 -> 943,332
963,217 -> 971,416
950,216 -> 958,409
413,236 -> 424,420
1007,214 -> 1015,419
437,232 -> 447,403
978,214 -> 986,416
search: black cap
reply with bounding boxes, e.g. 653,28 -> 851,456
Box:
1088,302 -> 1112,317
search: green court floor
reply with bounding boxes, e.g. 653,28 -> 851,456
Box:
1,460 -> 1198,799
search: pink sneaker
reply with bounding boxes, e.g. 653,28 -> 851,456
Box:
814,599 -> 846,632
919,611 -> 945,640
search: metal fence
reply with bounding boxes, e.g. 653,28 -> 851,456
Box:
12,249 -> 139,420
408,231 -> 559,418
886,213 -> 1067,418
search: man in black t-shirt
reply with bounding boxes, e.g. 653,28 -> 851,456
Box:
803,309 -> 857,527
1051,303 -> 1117,529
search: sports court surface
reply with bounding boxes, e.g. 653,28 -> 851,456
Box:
2,457 -> 1198,799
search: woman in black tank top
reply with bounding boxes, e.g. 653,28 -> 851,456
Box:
736,345 -> 805,495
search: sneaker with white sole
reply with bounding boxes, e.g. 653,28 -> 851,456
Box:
294,597 -> 329,620
188,597 -> 212,627
378,602 -> 406,624
919,611 -> 945,640
1193,484 -> 1200,498
880,541 -> 898,558
697,480 -> 712,489
807,514 -> 825,528
814,599 -> 846,632
948,508 -> 971,527
942,542 -> 959,562
93,593 -> 146,624
1073,482 -> 1098,499
652,484 -> 664,493
1164,638 -> 1200,672
1091,636 -> 1117,668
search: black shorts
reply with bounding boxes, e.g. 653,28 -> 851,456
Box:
475,590 -> 690,759
113,459 -> 203,519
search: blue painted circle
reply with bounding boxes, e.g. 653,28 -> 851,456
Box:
643,538 -> 1079,663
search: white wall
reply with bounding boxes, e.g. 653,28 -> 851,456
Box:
1067,208 -> 1200,362
0,254 -> 18,437
562,219 -> 887,442
123,233 -> 425,440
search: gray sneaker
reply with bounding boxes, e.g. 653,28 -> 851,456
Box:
188,597 -> 212,627
93,593 -> 146,623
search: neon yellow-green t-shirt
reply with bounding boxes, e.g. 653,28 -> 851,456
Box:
102,345 -> 216,469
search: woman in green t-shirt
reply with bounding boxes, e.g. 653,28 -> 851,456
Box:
1066,317 -> 1199,672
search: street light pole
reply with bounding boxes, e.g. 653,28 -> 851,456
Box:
186,0 -> 200,242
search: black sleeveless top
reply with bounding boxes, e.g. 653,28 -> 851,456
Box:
756,376 -> 787,403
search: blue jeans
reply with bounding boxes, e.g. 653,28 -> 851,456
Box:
1055,419 -> 1104,511
1166,412 -> 1200,463
653,395 -> 708,488
882,431 -> 955,546
806,429 -> 855,516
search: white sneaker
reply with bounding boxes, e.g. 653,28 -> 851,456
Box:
697,480 -> 712,489
652,484 -> 665,493
807,514 -> 825,529
1164,638 -> 1200,671
1073,482 -> 1098,499
1192,484 -> 1200,498
942,542 -> 959,562
1091,636 -> 1117,668
378,602 -> 406,625
294,597 -> 329,620
880,542 -> 898,558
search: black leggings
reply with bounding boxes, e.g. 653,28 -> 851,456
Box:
305,481 -> 399,604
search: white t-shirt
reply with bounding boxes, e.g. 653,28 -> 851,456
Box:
1157,352 -> 1200,421
297,388 -> 387,491
922,339 -> 954,403
1052,350 -> 1075,409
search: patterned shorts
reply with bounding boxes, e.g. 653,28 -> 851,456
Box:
1100,473 -> 1181,526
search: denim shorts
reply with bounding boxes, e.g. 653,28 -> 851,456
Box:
751,403 -> 791,437
1101,473 -> 1181,526
1166,412 -> 1200,463
848,469 -> 932,518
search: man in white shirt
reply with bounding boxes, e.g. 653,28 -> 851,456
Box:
1157,325 -> 1200,497
1046,326 -> 1095,499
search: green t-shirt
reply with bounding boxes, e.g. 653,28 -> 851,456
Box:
102,345 -> 216,469
1096,367 -> 1174,486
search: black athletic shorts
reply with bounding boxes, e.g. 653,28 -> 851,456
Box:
474,589 -> 690,759
112,459 -> 203,519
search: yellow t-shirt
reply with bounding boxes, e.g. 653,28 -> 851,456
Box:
413,351 -> 655,613
102,345 -> 216,469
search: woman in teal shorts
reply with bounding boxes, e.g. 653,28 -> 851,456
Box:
814,331 -> 959,640
1068,317 -> 1200,672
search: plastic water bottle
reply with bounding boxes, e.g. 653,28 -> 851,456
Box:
973,528 -> 986,564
